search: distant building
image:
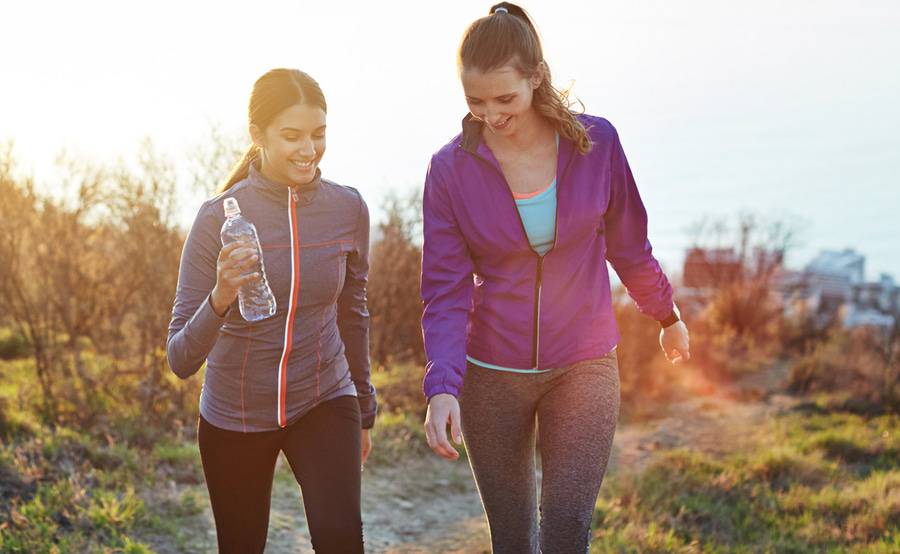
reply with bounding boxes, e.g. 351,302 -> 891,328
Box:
806,249 -> 865,285
682,247 -> 743,289
680,246 -> 897,331
792,249 -> 895,330
844,273 -> 900,329
678,246 -> 785,317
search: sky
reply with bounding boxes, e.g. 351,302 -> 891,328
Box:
2,0 -> 899,278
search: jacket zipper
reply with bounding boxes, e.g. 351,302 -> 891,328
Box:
465,149 -> 555,370
533,256 -> 544,368
276,189 -> 301,427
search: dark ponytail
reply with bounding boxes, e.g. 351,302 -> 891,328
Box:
459,3 -> 592,154
218,69 -> 327,193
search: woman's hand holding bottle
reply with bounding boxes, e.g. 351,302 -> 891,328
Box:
210,241 -> 261,316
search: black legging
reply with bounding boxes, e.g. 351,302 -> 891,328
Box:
198,395 -> 363,553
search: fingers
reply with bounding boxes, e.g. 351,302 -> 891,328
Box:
227,249 -> 259,271
431,428 -> 459,460
220,240 -> 244,256
220,240 -> 258,264
449,403 -> 463,445
677,333 -> 691,363
670,346 -> 690,364
221,266 -> 261,287
219,242 -> 261,287
360,430 -> 372,467
424,410 -> 459,461
661,323 -> 691,365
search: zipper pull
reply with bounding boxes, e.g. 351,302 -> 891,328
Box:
291,188 -> 299,202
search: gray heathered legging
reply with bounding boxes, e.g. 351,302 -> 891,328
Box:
459,352 -> 620,554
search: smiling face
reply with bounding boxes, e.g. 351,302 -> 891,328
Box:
251,102 -> 326,187
461,62 -> 542,138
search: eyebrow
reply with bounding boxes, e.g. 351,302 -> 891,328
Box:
466,93 -> 516,102
279,125 -> 327,132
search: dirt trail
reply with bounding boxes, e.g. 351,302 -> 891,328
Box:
167,363 -> 797,553
609,363 -> 798,474
263,456 -> 490,554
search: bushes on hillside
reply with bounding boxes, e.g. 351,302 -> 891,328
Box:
789,326 -> 899,414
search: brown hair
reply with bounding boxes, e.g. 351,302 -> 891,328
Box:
218,69 -> 327,193
458,2 -> 591,154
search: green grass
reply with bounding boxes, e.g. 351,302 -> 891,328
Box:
4,353 -> 899,552
591,405 -> 900,552
0,354 -> 208,553
368,409 -> 436,466
0,421 -> 209,553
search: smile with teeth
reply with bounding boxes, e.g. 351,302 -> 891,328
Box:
491,116 -> 511,129
290,160 -> 315,170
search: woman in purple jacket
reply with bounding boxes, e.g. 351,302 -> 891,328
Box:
167,69 -> 375,553
420,4 -> 690,552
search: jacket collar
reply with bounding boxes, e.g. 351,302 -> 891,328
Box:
248,160 -> 321,205
458,113 -> 577,182
460,113 -> 484,153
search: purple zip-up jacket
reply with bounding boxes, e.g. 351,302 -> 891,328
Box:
421,114 -> 674,399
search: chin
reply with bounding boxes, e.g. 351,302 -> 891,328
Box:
290,167 -> 317,185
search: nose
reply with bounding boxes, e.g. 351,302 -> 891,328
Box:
297,138 -> 316,158
484,107 -> 505,125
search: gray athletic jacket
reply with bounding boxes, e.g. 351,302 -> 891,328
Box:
166,164 -> 377,431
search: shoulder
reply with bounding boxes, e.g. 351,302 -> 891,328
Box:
576,113 -> 620,145
429,132 -> 464,170
321,178 -> 367,213
196,179 -> 251,222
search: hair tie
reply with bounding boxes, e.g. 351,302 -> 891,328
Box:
493,7 -> 509,14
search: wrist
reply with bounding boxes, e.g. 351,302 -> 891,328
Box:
209,288 -> 231,317
659,304 -> 681,329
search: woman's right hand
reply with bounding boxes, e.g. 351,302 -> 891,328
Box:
210,241 -> 260,316
424,393 -> 463,461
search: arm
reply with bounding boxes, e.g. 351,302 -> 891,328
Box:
337,191 -> 377,429
603,125 -> 675,323
420,158 -> 475,401
166,203 -> 229,379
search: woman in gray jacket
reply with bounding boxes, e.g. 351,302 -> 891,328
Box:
167,68 -> 376,554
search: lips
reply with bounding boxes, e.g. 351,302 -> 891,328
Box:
290,159 -> 315,170
489,116 -> 512,131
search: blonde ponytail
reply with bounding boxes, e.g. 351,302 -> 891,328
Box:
218,144 -> 258,194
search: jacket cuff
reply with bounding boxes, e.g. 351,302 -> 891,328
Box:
188,294 -> 230,345
657,303 -> 681,328
424,382 -> 461,401
357,394 -> 377,429
659,310 -> 680,328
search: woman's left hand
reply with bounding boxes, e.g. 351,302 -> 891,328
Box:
660,321 -> 691,364
361,429 -> 372,469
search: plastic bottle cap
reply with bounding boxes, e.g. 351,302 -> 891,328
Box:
223,197 -> 241,217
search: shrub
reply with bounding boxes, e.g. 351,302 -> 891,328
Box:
0,327 -> 31,360
789,327 -> 900,414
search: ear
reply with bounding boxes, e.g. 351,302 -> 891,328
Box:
529,63 -> 545,90
249,124 -> 265,148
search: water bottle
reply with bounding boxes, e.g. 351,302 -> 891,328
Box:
220,197 -> 277,321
